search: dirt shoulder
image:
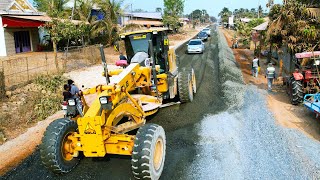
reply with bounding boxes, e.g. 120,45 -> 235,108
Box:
0,25 -> 207,176
221,28 -> 320,141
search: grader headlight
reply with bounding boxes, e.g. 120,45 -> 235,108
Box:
99,96 -> 113,110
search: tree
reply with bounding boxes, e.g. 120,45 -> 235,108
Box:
163,0 -> 185,31
258,5 -> 263,18
267,0 -> 320,53
210,16 -> 217,22
156,7 -> 162,12
34,0 -> 88,72
33,0 -> 70,13
89,0 -> 124,45
218,7 -> 232,23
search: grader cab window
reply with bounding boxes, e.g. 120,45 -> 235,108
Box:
125,33 -> 152,61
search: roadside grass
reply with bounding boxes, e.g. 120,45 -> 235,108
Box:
0,75 -> 66,144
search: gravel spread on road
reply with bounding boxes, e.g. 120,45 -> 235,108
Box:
183,27 -> 320,180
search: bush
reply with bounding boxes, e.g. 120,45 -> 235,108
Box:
33,74 -> 66,121
34,74 -> 66,93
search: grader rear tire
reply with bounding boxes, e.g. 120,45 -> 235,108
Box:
178,69 -> 194,103
40,118 -> 79,174
131,124 -> 166,180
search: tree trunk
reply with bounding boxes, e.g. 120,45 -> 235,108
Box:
53,40 -> 59,73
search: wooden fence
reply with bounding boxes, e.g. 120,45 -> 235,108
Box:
0,45 -> 101,89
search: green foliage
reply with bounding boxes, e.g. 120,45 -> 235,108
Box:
35,75 -> 67,93
189,9 -> 210,24
267,0 -> 320,53
234,18 -> 265,46
156,7 -> 162,12
86,0 -> 123,45
163,0 -> 185,31
33,95 -> 62,121
248,18 -> 265,28
33,0 -> 70,12
32,75 -> 66,121
233,7 -> 266,19
218,7 -> 232,23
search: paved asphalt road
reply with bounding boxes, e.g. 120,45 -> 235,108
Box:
3,26 -> 320,180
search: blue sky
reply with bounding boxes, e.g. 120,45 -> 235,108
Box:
28,0 -> 283,17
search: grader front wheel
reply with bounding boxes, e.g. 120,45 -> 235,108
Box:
131,124 -> 166,180
40,118 -> 79,174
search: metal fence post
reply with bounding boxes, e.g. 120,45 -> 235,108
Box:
45,53 -> 48,75
0,61 -> 5,99
26,57 -> 29,81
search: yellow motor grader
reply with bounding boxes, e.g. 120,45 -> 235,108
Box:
40,29 -> 196,179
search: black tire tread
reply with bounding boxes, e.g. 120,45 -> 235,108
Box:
291,80 -> 303,105
178,69 -> 193,103
131,124 -> 165,180
40,118 -> 79,174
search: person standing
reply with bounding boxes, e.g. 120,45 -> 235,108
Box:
265,63 -> 276,91
252,56 -> 260,77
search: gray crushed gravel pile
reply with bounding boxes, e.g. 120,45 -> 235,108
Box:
216,28 -> 245,109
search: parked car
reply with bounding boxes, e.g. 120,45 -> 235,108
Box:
187,39 -> 205,54
202,28 -> 211,36
198,31 -> 208,41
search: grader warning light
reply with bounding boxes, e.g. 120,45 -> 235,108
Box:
39,29 -> 196,179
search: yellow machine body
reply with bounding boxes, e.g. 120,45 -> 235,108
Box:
67,29 -> 180,158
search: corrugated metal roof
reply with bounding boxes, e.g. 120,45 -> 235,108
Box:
0,0 -> 13,11
3,15 -> 88,25
124,12 -> 162,20
127,20 -> 163,26
252,21 -> 269,31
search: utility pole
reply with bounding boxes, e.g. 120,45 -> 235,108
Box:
258,0 -> 260,18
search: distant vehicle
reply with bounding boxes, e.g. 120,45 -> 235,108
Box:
202,28 -> 211,36
187,39 -> 205,54
197,32 -> 208,41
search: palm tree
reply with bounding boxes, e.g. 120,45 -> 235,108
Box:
218,7 -> 232,23
258,5 -> 263,18
89,0 -> 124,45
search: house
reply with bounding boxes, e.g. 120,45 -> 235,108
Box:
0,0 -> 47,57
179,18 -> 189,26
119,12 -> 163,27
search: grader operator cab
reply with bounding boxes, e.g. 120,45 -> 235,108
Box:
39,29 -> 196,180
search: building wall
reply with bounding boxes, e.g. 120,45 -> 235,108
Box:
4,28 -> 15,56
0,16 -> 7,57
4,28 -> 40,56
30,28 -> 39,51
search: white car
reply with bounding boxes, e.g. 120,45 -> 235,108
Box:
202,28 -> 211,36
187,39 -> 205,54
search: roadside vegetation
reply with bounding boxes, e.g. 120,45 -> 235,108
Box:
0,75 -> 66,144
267,0 -> 320,53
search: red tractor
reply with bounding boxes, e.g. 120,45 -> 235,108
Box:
286,51 -> 320,105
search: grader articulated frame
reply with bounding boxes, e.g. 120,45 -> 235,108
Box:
40,29 -> 196,180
